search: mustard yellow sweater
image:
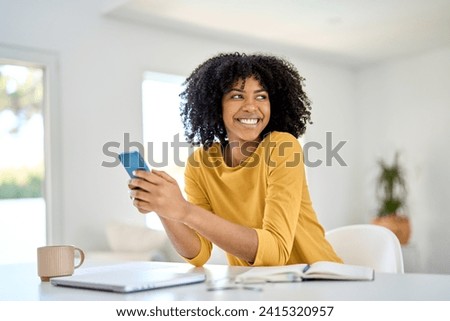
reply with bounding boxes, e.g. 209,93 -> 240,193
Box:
184,131 -> 342,266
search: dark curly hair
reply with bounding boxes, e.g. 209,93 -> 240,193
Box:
180,52 -> 312,149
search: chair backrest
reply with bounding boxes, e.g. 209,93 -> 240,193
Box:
325,224 -> 404,273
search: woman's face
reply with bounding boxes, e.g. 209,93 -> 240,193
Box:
221,76 -> 270,144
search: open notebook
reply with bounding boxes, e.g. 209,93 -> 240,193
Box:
50,262 -> 206,293
235,261 -> 374,283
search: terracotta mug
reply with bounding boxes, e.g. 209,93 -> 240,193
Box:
37,245 -> 85,281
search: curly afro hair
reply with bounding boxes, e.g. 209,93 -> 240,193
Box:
180,52 -> 312,149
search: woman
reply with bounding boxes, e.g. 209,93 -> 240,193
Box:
128,52 -> 342,266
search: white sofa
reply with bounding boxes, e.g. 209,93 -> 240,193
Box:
87,222 -> 227,265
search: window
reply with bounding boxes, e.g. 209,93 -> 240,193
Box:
0,64 -> 46,263
140,71 -> 231,264
141,71 -> 191,229
0,45 -> 61,264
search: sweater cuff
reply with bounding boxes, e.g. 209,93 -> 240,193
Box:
183,233 -> 212,267
251,229 -> 269,266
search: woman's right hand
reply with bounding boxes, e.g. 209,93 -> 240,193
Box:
128,169 -> 191,221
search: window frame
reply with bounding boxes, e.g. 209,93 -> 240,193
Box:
0,44 -> 62,244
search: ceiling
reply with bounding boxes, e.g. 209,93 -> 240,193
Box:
103,0 -> 450,67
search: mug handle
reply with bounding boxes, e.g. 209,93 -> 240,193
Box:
73,247 -> 85,269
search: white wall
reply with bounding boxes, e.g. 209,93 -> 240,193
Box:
356,47 -> 450,273
0,0 -> 356,253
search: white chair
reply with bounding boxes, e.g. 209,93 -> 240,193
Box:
325,224 -> 404,273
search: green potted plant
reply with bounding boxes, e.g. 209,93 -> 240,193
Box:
372,152 -> 411,245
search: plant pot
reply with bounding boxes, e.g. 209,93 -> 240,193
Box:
372,214 -> 411,245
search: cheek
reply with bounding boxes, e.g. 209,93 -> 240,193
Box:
222,103 -> 236,119
264,103 -> 271,120
221,106 -> 234,128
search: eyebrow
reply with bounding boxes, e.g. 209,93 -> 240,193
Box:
227,88 -> 268,93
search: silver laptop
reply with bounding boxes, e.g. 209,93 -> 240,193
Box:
50,262 -> 206,293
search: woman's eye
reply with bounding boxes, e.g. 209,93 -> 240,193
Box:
231,94 -> 243,99
256,95 -> 267,100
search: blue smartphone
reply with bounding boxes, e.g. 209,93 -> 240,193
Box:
118,151 -> 150,178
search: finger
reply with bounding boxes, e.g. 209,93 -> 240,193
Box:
133,198 -> 154,213
151,169 -> 177,183
133,170 -> 166,185
128,177 -> 152,190
128,179 -> 142,190
128,179 -> 137,189
133,170 -> 170,186
133,169 -> 151,179
130,189 -> 150,202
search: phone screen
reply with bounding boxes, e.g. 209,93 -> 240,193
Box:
118,151 -> 150,178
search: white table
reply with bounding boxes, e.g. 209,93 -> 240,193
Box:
1,261 -> 450,301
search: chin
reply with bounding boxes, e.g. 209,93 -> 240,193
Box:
240,133 -> 263,143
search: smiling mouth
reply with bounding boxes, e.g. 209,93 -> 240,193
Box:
237,118 -> 260,125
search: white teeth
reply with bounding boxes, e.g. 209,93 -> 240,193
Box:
239,118 -> 258,125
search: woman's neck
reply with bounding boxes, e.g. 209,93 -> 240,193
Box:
223,139 -> 261,167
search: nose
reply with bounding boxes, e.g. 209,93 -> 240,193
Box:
242,98 -> 258,112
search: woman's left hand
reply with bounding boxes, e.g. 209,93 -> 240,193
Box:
128,169 -> 190,222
